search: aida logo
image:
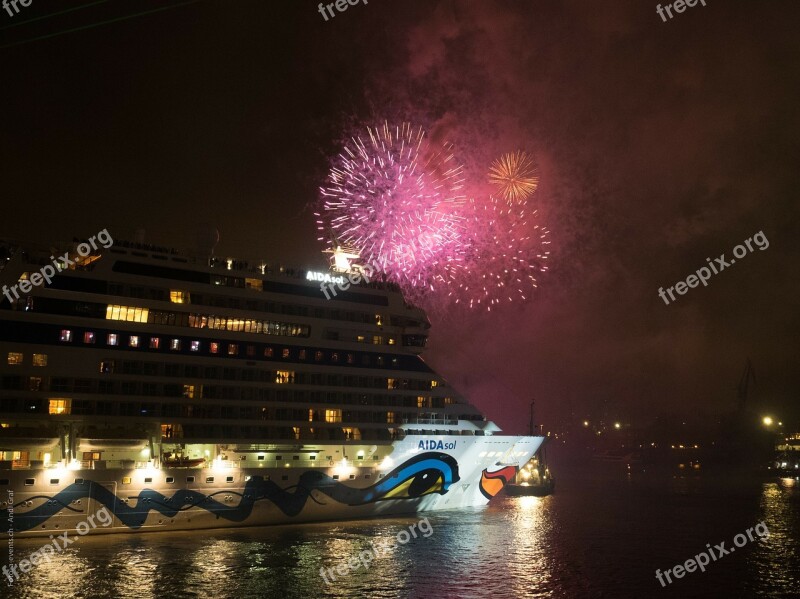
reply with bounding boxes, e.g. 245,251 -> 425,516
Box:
306,271 -> 346,285
418,440 -> 457,451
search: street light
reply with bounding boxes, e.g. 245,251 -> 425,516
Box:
762,416 -> 774,426
614,422 -> 621,429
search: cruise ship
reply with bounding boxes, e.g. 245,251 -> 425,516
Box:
0,236 -> 544,537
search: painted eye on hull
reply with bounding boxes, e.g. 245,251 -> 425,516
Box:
353,452 -> 460,504
382,469 -> 445,500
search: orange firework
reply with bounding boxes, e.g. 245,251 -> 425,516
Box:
488,151 -> 540,203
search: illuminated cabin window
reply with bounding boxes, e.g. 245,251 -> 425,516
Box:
264,347 -> 274,358
387,378 -> 395,390
83,332 -> 96,344
60,329 -> 73,342
122,477 -> 131,485
129,335 -> 140,348
170,339 -> 181,351
170,290 -> 190,304
99,360 -> 114,374
106,305 -> 149,323
387,411 -> 395,424
228,344 -> 239,356
444,397 -> 455,405
107,334 -> 118,346
325,409 -> 342,423
187,314 -> 309,337
373,336 -> 383,345
149,337 -> 160,349
388,337 -> 396,345
292,427 -> 301,440
281,348 -> 290,359
183,385 -> 195,399
29,377 -> 42,391
210,342 -> 219,354
308,409 -> 314,422
330,352 -> 339,363
161,424 -> 180,439
357,335 -> 365,343
417,396 -> 427,408
275,371 -> 294,384
189,314 -> 208,328
245,278 -> 263,291
314,351 -> 323,361
7,352 -> 23,366
375,314 -> 383,326
191,340 -> 200,352
48,399 -> 72,415
431,381 -> 439,388
342,427 -> 360,440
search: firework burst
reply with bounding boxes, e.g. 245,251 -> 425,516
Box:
445,196 -> 550,311
317,122 -> 466,289
488,150 -> 540,204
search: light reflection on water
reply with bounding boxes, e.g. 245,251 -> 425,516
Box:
1,471 -> 798,599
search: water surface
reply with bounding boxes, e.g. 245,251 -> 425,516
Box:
2,464 -> 798,599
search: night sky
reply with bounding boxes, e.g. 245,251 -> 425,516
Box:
2,0 -> 798,433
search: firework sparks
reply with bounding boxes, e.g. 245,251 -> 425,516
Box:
488,150 -> 540,204
316,126 -> 552,313
317,122 -> 466,289
445,196 -> 550,311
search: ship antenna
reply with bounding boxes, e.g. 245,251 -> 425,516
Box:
529,399 -> 535,436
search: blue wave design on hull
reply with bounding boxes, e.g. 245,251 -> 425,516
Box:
2,452 -> 459,532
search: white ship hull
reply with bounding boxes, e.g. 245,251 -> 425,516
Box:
1,435 -> 544,538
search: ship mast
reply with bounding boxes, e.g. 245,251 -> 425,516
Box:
529,399 -> 535,436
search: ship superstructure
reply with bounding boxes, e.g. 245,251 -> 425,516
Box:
0,238 -> 543,536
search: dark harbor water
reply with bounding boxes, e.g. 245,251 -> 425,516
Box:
3,463 -> 798,599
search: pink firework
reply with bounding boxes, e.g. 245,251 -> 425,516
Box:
317,122 -> 466,289
445,196 -> 550,311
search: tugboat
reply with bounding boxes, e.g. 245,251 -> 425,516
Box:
505,400 -> 555,497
